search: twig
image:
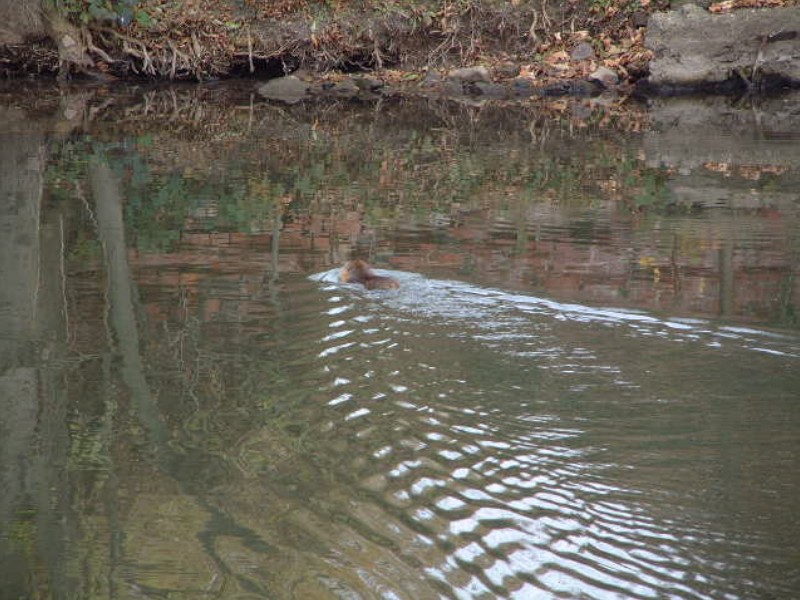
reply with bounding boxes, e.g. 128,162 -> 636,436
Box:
247,25 -> 254,74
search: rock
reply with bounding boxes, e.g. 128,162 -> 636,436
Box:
472,81 -> 508,98
539,79 -> 603,97
631,11 -> 649,29
447,66 -> 492,83
571,41 -> 596,61
422,70 -> 442,87
511,78 -> 535,97
495,63 -> 521,78
329,77 -> 359,97
646,5 -> 800,91
291,69 -> 315,82
442,80 -> 465,96
671,0 -> 713,8
589,66 -> 620,88
257,76 -> 310,104
354,75 -> 383,92
574,80 -> 605,96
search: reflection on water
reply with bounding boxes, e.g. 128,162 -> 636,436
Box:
1,86 -> 799,599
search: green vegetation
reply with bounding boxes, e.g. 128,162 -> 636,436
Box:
51,0 -> 143,25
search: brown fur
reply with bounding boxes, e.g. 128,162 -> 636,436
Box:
340,259 -> 400,290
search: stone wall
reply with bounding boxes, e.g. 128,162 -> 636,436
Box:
646,6 -> 800,91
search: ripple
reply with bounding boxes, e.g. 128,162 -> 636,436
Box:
311,266 -> 800,360
300,268 -> 800,599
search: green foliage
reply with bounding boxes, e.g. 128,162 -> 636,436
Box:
52,0 -> 148,26
630,169 -> 673,210
134,9 -> 152,27
614,156 -> 674,211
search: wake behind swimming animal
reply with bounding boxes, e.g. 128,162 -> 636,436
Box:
340,260 -> 400,290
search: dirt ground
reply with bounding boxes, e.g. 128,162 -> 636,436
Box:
0,0 -> 795,88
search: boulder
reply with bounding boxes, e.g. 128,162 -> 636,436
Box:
447,66 -> 492,83
571,41 -> 596,61
589,66 -> 620,88
257,76 -> 310,104
646,5 -> 800,91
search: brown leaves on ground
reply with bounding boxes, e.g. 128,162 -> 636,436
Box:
85,0 -> 799,82
703,162 -> 788,179
521,21 -> 651,87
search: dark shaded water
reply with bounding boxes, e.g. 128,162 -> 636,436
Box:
1,85 -> 799,599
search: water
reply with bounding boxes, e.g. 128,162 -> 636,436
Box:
1,84 -> 799,599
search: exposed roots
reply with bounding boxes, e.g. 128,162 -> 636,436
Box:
2,0 -> 669,81
94,25 -> 230,79
79,1 -> 565,80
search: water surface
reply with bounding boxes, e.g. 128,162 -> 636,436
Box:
1,84 -> 798,599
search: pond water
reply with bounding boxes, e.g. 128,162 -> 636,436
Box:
1,84 -> 799,599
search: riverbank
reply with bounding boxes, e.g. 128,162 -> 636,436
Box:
3,0 -> 659,83
2,0 -> 797,97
